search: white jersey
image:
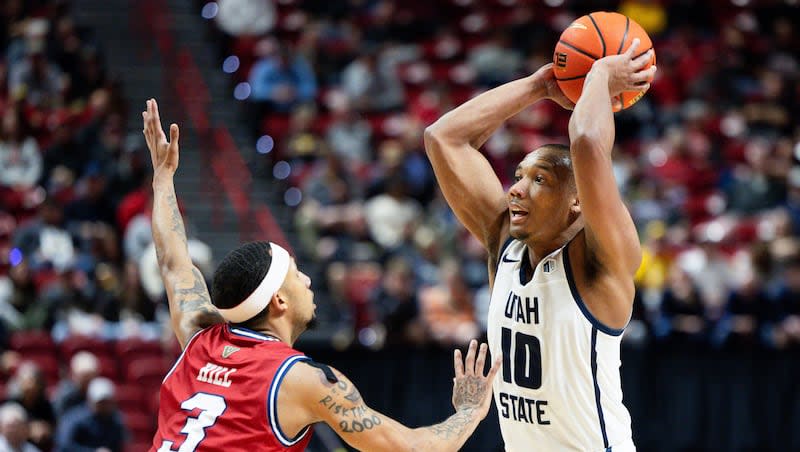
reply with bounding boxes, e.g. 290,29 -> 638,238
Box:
487,238 -> 634,452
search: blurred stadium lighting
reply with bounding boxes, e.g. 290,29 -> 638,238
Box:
233,82 -> 251,100
273,161 -> 291,180
256,135 -> 274,154
201,2 -> 219,19
222,55 -> 240,73
284,188 -> 302,206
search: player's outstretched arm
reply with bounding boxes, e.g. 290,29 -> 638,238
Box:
142,99 -> 224,348
282,340 -> 500,452
567,39 -> 655,301
424,65 -> 573,261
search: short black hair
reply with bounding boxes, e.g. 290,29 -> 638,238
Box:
537,144 -> 572,170
532,144 -> 575,191
211,242 -> 273,325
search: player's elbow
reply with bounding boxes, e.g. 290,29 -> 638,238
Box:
626,242 -> 643,276
423,124 -> 446,156
569,130 -> 612,160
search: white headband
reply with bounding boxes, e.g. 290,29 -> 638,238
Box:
217,242 -> 291,323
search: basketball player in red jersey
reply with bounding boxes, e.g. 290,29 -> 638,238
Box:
141,99 -> 500,452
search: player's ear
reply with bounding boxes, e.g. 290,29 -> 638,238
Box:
271,292 -> 289,313
570,195 -> 581,215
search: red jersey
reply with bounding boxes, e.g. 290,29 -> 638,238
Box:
151,324 -> 313,452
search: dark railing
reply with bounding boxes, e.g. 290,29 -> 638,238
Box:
304,344 -> 800,452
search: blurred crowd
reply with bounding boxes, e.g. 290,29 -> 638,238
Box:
0,0 -> 188,450
207,0 -> 800,351
1,0 -> 799,448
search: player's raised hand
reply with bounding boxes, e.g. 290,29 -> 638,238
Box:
452,340 -> 501,419
534,63 -> 576,111
592,38 -> 656,98
142,98 -> 180,177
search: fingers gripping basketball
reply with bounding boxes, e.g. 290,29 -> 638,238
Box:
553,12 -> 656,111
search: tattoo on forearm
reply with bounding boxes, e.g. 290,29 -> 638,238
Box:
425,408 -> 476,440
165,193 -> 188,241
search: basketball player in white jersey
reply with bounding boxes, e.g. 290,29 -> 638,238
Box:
424,39 -> 656,451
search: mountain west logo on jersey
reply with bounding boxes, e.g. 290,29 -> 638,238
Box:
542,259 -> 554,273
222,345 -> 240,358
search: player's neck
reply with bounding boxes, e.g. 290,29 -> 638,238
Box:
524,222 -> 582,268
247,322 -> 294,346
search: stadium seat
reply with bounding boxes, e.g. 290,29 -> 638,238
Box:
115,383 -> 146,415
344,263 -> 382,330
97,355 -> 120,382
125,441 -> 154,452
123,410 -> 156,444
124,356 -> 169,388
59,335 -> 112,361
115,338 -> 164,362
10,330 -> 55,354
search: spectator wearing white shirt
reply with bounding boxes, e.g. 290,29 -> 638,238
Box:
0,402 -> 41,452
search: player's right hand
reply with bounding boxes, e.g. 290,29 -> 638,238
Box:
142,98 -> 180,178
452,340 -> 501,419
592,38 -> 656,98
534,63 -> 576,110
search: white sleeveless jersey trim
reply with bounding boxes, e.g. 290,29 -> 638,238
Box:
488,239 -> 633,452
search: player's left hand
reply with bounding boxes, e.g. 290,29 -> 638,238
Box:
535,63 -> 575,110
593,38 -> 656,98
452,340 -> 501,419
142,98 -> 180,178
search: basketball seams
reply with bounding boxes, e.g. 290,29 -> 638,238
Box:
634,47 -> 652,60
557,39 -> 600,61
587,14 -> 606,57
555,74 -> 587,82
617,17 -> 630,55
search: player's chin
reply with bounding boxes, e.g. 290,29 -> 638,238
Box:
509,225 -> 531,241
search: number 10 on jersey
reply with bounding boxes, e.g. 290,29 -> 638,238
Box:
501,327 -> 542,389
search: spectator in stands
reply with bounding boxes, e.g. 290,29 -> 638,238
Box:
8,39 -> 63,109
0,106 -> 41,191
656,267 -> 708,345
66,164 -> 112,218
418,259 -> 479,346
283,105 -> 324,164
4,362 -> 53,450
0,402 -> 40,452
248,40 -> 317,113
0,258 -> 50,331
725,138 -> 786,214
719,251 -> 768,350
41,118 -> 87,182
466,30 -> 524,87
770,254 -> 800,349
341,45 -> 405,113
12,198 -> 76,272
325,96 -> 372,169
369,256 -> 423,345
55,377 -> 126,452
363,173 -> 421,251
52,351 -> 99,417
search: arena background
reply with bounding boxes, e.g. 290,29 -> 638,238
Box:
0,0 -> 798,451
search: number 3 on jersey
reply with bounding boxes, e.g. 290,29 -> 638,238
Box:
501,327 -> 542,389
158,393 -> 227,452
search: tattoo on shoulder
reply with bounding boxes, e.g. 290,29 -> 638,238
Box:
173,268 -> 212,311
318,378 -> 375,434
172,268 -> 222,326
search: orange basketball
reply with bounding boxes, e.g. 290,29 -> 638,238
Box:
553,12 -> 656,111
